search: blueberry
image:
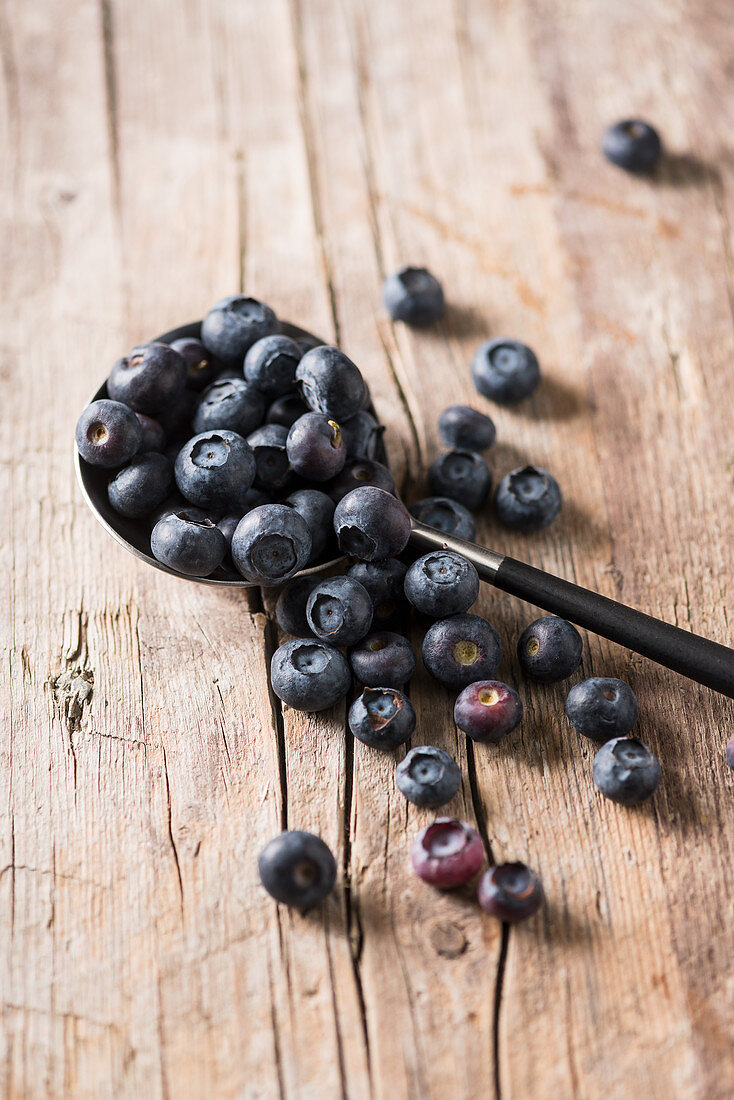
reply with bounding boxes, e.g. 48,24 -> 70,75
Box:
326,459 -> 395,503
296,346 -> 366,421
593,737 -> 661,805
334,487 -> 411,561
404,551 -> 479,618
477,863 -> 543,922
265,392 -> 310,429
244,334 -> 302,397
395,746 -> 461,808
409,497 -> 477,541
438,406 -> 496,451
565,677 -> 638,742
383,266 -> 445,325
135,413 -> 166,454
346,558 -> 408,624
284,488 -> 336,563
175,430 -> 255,511
231,504 -> 311,586
454,680 -> 523,743
422,613 -> 502,688
472,339 -> 540,405
157,389 -> 197,442
348,687 -> 416,749
602,119 -> 662,173
150,510 -> 226,576
107,342 -> 187,415
275,576 -> 320,636
216,513 -> 242,550
411,819 -> 484,889
286,413 -> 346,481
75,399 -> 143,468
258,831 -> 336,908
518,617 -> 582,683
247,424 -> 292,490
341,410 -> 385,461
270,637 -> 351,711
725,737 -> 734,770
350,631 -> 416,687
428,450 -> 491,511
306,576 -> 373,646
108,452 -> 173,519
193,378 -> 265,437
169,337 -> 218,392
495,466 -> 561,531
201,296 -> 279,366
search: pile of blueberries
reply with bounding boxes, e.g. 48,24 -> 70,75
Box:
75,116 -> 675,919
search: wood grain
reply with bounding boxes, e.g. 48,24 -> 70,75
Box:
2,0 -> 734,1097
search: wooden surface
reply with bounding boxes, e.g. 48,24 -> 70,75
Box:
2,0 -> 734,1096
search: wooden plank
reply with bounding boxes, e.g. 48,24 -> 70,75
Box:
2,0 -> 734,1097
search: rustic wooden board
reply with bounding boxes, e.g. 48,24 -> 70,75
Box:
1,0 -> 733,1097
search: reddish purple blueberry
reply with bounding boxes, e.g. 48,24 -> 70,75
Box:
411,819 -> 484,889
454,680 -> 523,743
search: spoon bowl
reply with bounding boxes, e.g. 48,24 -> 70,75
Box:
75,319 -> 386,587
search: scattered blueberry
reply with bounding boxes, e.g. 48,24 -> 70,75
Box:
296,346 -> 366,421
477,863 -> 543,922
265,392 -> 310,429
258,831 -> 336,908
409,497 -> 477,541
396,747 -> 461,809
454,680 -> 523,743
422,613 -> 502,688
565,677 -> 638,742
275,576 -> 320,637
231,503 -> 311,586
108,452 -> 173,519
283,488 -> 336,563
193,378 -> 265,437
306,576 -> 373,646
75,399 -> 143,468
602,119 -> 662,173
201,296 -> 279,366
135,413 -> 166,454
107,342 -> 187,415
518,617 -> 583,682
270,637 -> 351,711
169,336 -> 217,391
341,410 -> 385,461
348,687 -> 416,749
150,510 -> 226,576
350,631 -> 416,687
327,459 -> 395,503
472,339 -> 540,405
405,551 -> 479,619
411,819 -> 484,889
334,487 -> 411,561
286,413 -> 346,481
175,430 -> 255,511
438,406 -> 496,452
346,558 -> 408,624
495,466 -> 561,531
593,737 -> 661,805
247,424 -> 292,491
383,266 -> 445,325
726,738 -> 734,770
244,334 -> 302,397
428,450 -> 492,511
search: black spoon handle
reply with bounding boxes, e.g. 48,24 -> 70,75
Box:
408,520 -> 734,699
